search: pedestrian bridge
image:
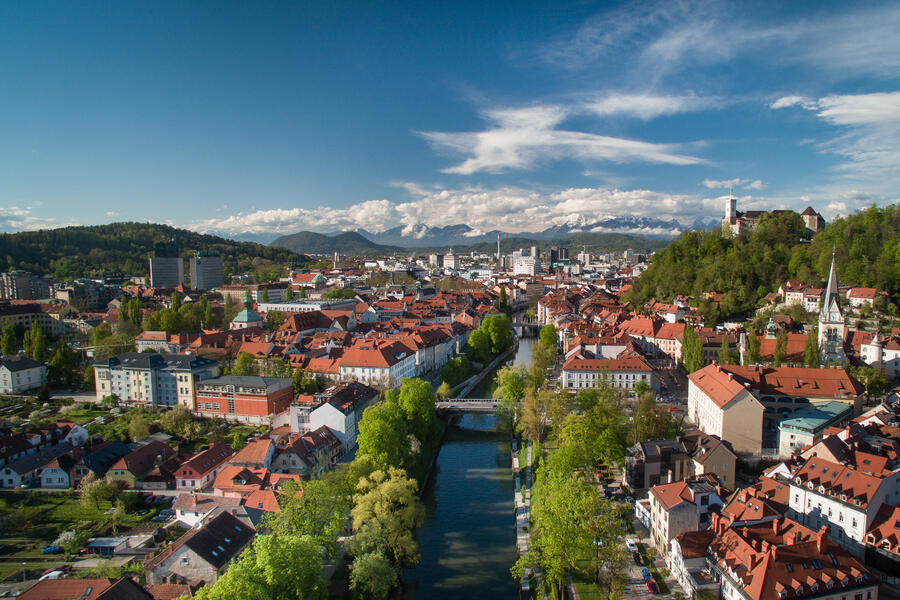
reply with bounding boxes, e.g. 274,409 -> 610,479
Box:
435,398 -> 499,413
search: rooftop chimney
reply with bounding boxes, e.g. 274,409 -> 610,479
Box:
817,526 -> 829,553
667,469 -> 674,484
773,519 -> 781,535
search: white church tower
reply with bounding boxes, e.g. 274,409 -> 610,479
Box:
818,249 -> 846,365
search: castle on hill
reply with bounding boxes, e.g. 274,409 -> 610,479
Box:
722,191 -> 825,236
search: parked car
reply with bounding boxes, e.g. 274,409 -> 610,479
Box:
38,571 -> 66,582
133,509 -> 149,516
646,579 -> 659,594
159,509 -> 174,518
41,545 -> 63,554
625,538 -> 638,552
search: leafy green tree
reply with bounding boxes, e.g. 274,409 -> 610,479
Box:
350,551 -> 398,600
681,326 -> 703,373
539,324 -> 558,348
232,351 -> 259,376
128,412 -> 150,442
259,288 -> 269,304
266,310 -> 286,330
193,534 -> 326,600
718,336 -> 738,365
0,324 -> 16,355
519,389 -> 548,443
325,287 -> 357,299
494,286 -> 510,314
633,380 -> 651,397
171,290 -> 182,311
388,378 -> 436,444
439,356 -> 472,387
436,381 -> 453,399
483,313 -> 514,355
494,365 -> 527,431
48,340 -> 80,385
747,330 -> 761,364
465,329 -> 492,365
267,478 -> 348,559
78,472 -> 115,510
773,330 -> 788,367
284,286 -> 294,301
357,402 -> 410,470
229,430 -> 246,451
850,365 -> 889,399
349,468 -> 425,568
803,328 -> 820,368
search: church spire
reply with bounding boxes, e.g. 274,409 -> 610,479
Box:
823,246 -> 841,318
818,245 -> 847,365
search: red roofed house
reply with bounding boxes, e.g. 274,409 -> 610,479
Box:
865,502 -> 900,572
176,443 -> 234,491
107,441 -> 177,489
560,356 -> 657,391
846,288 -> 881,308
338,340 -> 416,388
647,475 -> 726,552
19,576 -> 153,600
787,451 -> 900,558
687,364 -> 765,454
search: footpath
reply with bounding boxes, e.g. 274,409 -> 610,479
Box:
513,439 -> 544,599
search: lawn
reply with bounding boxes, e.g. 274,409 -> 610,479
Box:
60,407 -> 110,425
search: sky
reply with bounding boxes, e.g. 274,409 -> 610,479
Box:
2,0 -> 900,238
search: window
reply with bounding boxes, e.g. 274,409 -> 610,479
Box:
181,557 -> 190,565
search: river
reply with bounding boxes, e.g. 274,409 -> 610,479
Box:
401,337 -> 536,598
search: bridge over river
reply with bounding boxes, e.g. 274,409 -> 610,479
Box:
435,398 -> 501,413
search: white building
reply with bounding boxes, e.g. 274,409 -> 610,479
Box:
0,356 -> 47,394
338,341 -> 416,388
289,382 -> 379,451
560,356 -> 656,391
93,353 -> 220,407
513,256 -> 541,276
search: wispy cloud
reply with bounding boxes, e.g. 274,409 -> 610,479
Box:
0,206 -> 79,232
772,91 -> 900,187
418,97 -> 708,175
701,178 -> 765,190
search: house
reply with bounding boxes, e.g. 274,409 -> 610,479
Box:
175,444 -> 234,491
106,441 -> 177,489
560,356 -> 656,391
777,401 -> 853,458
647,475 -> 726,552
172,492 -> 244,529
40,448 -> 83,489
864,503 -> 900,573
624,430 -> 737,490
337,340 -> 417,388
0,355 -> 47,393
668,529 -> 718,599
288,381 -> 379,451
0,442 -> 73,488
787,451 -> 900,558
70,441 -> 132,486
19,576 -> 154,600
707,515 -> 876,600
779,280 -> 807,306
144,511 -> 255,587
229,438 -> 274,469
194,375 -> 293,424
846,288 -> 881,308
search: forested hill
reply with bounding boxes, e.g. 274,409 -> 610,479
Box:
0,223 -> 307,280
629,204 -> 900,323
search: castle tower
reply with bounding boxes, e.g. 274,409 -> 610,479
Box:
725,186 -> 736,221
818,249 -> 847,365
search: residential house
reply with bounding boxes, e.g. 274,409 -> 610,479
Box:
175,444 -> 234,491
0,442 -> 73,488
19,577 -> 154,600
338,340 -> 417,388
624,430 -> 737,490
144,511 -> 255,587
647,475 -> 726,552
687,364 -> 766,454
668,529 -> 718,599
288,381 -> 379,451
0,355 -> 47,393
106,441 -> 177,489
560,355 -> 657,391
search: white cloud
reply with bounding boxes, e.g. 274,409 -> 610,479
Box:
745,180 -> 766,190
105,211 -> 119,217
419,101 -> 706,175
189,183 -> 779,238
770,96 -> 816,110
0,206 -> 78,232
702,178 -> 747,189
583,93 -> 718,120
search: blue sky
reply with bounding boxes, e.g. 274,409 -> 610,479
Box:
2,1 -> 899,237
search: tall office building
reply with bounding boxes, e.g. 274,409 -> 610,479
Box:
189,251 -> 224,291
149,257 -> 184,288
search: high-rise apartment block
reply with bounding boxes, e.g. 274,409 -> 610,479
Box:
189,251 -> 224,290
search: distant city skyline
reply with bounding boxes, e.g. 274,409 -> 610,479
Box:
2,1 -> 899,238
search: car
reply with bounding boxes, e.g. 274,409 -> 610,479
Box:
632,551 -> 643,565
640,568 -> 652,581
38,571 -> 66,582
625,538 -> 638,552
134,509 -> 149,516
646,579 -> 659,594
41,545 -> 63,554
159,508 -> 174,518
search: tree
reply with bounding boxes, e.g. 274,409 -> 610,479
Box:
850,366 -> 889,400
747,330 -> 761,364
436,381 -> 453,399
493,365 -> 527,432
128,412 -> 150,442
192,533 -> 326,600
1,324 -> 17,355
494,286 -> 510,315
232,351 -> 259,376
79,472 -> 115,510
773,330 -> 788,367
266,310 -> 286,330
325,287 -> 357,299
388,378 -> 436,444
465,329 -> 492,365
681,326 -> 703,373
803,328 -> 820,368
350,551 -> 398,600
48,340 -> 80,386
539,324 -> 558,348
482,314 -> 514,355
439,356 -> 471,387
284,286 -> 294,301
171,290 -> 181,312
717,336 -> 737,365
357,402 -> 410,470
229,430 -> 246,450
260,288 -> 269,304
519,389 -> 548,443
266,478 -> 348,560
349,468 -> 425,568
